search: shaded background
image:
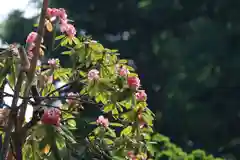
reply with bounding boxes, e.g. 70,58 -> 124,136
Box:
1,0 -> 240,159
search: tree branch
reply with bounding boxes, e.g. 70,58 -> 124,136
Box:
1,70 -> 24,159
14,1 -> 49,159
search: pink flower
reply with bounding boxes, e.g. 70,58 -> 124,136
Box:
65,24 -> 76,38
119,66 -> 129,77
48,58 -> 59,68
127,151 -> 137,160
26,32 -> 37,43
66,92 -> 78,105
27,43 -> 36,59
59,21 -> 76,38
58,8 -> 67,20
47,8 -> 59,17
135,90 -> 147,101
41,108 -> 61,126
127,76 -> 140,90
88,69 -> 100,81
59,19 -> 68,33
96,115 -> 109,128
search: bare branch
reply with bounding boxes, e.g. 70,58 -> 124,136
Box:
1,70 -> 24,159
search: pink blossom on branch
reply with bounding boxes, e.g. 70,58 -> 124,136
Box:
48,58 -> 59,68
88,69 -> 100,81
47,8 -> 67,20
66,92 -> 78,105
127,76 -> 140,90
65,24 -> 77,38
118,66 -> 129,77
26,32 -> 38,43
41,108 -> 61,126
60,21 -> 76,38
47,8 -> 59,17
135,90 -> 147,101
58,8 -> 67,20
60,19 -> 68,32
96,115 -> 109,128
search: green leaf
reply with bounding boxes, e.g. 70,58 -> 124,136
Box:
118,59 -> 128,64
67,119 -> 76,129
112,156 -> 125,160
110,123 -> 123,127
104,138 -> 114,145
103,103 -> 114,113
120,110 -> 136,121
60,38 -> 69,46
55,35 -> 65,40
56,134 -> 66,150
142,112 -> 154,126
61,51 -> 72,55
120,126 -> 132,136
107,128 -> 116,137
59,125 -> 76,143
152,133 -> 170,143
72,37 -> 81,45
89,121 -> 97,125
146,142 -> 159,156
112,107 -> 119,117
93,127 -> 101,135
79,70 -> 86,77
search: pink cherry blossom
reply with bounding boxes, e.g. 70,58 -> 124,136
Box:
127,151 -> 137,160
27,43 -> 36,59
26,32 -> 37,43
88,69 -> 100,81
127,76 -> 140,90
58,8 -> 67,20
41,108 -> 61,126
119,66 -> 129,77
96,115 -> 109,128
47,8 -> 59,17
60,19 -> 68,33
48,58 -> 59,68
59,21 -> 76,38
135,90 -> 147,101
66,92 -> 78,105
65,24 -> 76,38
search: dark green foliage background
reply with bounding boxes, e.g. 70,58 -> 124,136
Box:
1,0 -> 240,159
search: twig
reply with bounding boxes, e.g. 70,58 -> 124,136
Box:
0,79 -> 7,106
45,81 -> 74,97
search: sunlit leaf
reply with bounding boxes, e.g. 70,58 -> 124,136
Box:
120,126 -> 132,136
55,35 -> 65,40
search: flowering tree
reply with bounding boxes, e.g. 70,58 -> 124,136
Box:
0,0 -> 223,160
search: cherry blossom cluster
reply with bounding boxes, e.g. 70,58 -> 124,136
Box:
87,66 -> 147,102
26,8 -> 77,59
48,58 -> 59,69
88,69 -> 100,81
96,115 -> 109,128
26,32 -> 39,59
41,108 -> 61,126
127,151 -> 147,160
47,8 -> 76,38
66,92 -> 79,106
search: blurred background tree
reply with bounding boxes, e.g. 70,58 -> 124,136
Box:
1,0 -> 240,159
